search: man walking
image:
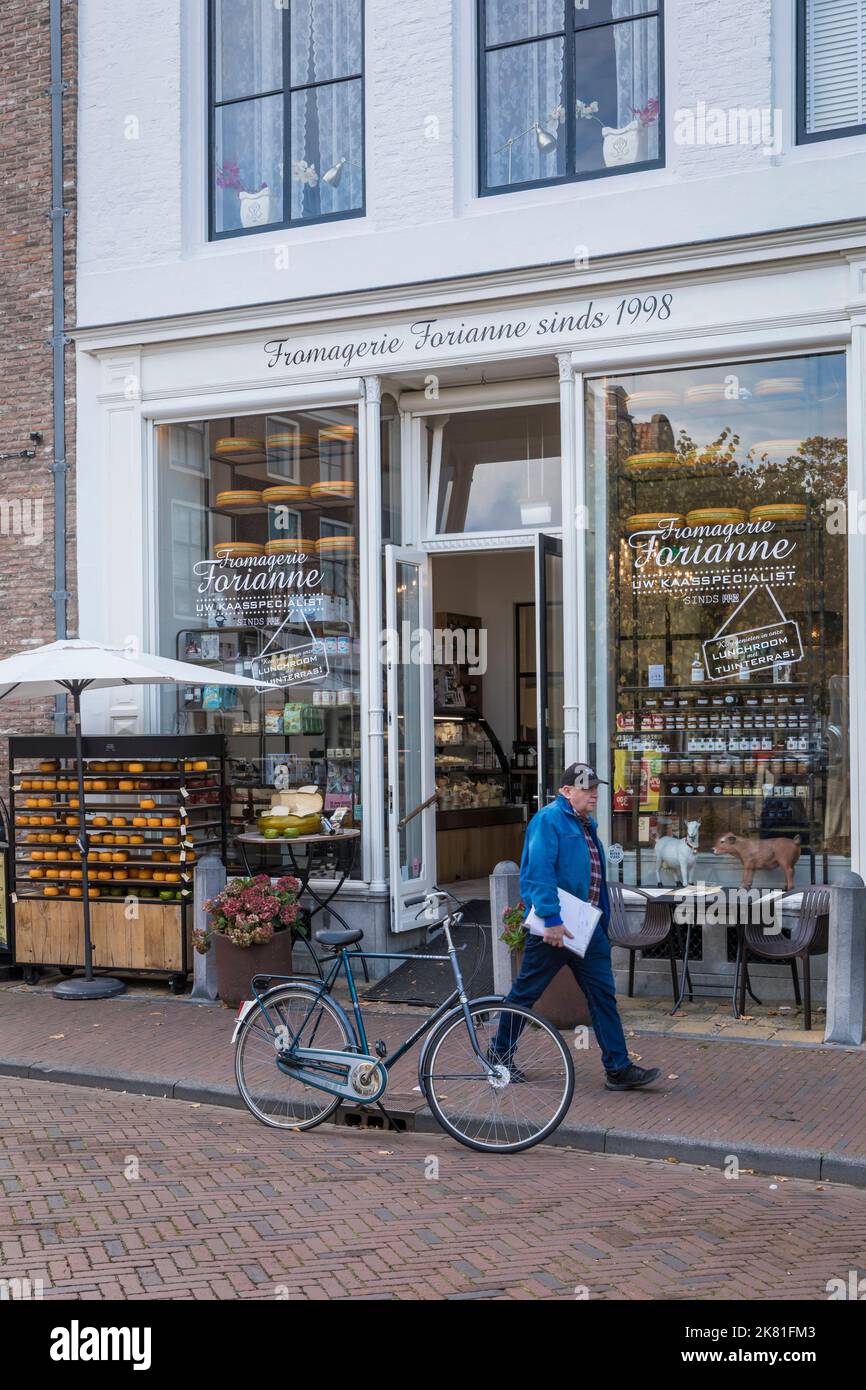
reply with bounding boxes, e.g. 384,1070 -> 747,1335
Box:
492,763 -> 660,1090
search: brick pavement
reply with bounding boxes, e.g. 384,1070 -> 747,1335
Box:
1,1075 -> 865,1300
0,983 -> 865,1183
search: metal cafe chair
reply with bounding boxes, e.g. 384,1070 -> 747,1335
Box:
607,883 -> 679,1006
736,886 -> 831,1032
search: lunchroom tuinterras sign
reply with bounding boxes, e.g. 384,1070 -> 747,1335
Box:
263,291 -> 675,375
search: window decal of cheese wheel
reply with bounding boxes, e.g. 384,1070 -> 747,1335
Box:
215,489 -> 264,510
213,436 -> 265,463
262,484 -> 310,505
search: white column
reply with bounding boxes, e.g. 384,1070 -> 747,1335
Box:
846,324 -> 866,877
359,375 -> 387,891
557,354 -> 581,766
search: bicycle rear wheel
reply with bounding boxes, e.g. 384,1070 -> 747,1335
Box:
235,984 -> 353,1131
421,1002 -> 574,1153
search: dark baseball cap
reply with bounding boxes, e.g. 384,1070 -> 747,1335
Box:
561,762 -> 608,789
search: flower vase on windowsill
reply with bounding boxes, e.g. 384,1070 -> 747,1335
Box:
217,160 -> 273,230
568,96 -> 659,169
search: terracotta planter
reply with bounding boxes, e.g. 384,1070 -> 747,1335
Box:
213,929 -> 294,1009
512,948 -> 591,1029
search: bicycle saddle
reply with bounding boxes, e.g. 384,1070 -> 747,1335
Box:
314,928 -> 363,946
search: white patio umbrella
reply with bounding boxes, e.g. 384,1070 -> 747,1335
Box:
0,639 -> 262,999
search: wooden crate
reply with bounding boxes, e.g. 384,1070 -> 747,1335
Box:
14,899 -> 187,972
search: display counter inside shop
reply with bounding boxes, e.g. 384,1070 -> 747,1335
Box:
434,711 -> 527,881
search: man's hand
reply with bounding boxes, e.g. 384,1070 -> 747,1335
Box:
542,924 -> 574,949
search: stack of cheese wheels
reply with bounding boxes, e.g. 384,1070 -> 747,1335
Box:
685,508 -> 747,526
750,440 -> 803,460
625,388 -> 680,411
214,541 -> 264,559
316,534 -> 356,558
623,451 -> 679,475
310,478 -> 355,502
215,488 -> 263,510
749,503 -> 807,523
213,436 -> 265,464
266,430 -> 316,462
625,512 -> 686,531
753,377 -> 805,398
264,538 -> 302,555
684,382 -> 728,405
261,484 -> 310,505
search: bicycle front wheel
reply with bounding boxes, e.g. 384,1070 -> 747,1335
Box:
235,984 -> 354,1131
421,1003 -> 574,1154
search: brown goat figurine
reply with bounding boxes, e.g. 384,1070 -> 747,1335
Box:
713,832 -> 800,890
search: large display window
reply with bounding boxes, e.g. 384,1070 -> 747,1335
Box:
586,353 -> 849,886
156,408 -> 361,870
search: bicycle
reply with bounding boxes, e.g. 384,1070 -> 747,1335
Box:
232,890 -> 575,1153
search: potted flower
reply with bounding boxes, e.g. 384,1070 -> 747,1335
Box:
217,161 -> 273,229
500,901 -> 590,1029
568,95 -> 659,168
195,874 -> 304,1008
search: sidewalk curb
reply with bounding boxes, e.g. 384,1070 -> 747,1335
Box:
3,1058 -> 862,1188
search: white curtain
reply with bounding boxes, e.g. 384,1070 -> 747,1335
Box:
291,0 -> 363,217
613,2 -> 658,130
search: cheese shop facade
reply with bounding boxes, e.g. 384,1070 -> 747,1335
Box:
73,223 -> 866,955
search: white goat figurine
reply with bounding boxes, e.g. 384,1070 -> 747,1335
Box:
655,820 -> 701,887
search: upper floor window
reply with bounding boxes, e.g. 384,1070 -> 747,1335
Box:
478,0 -> 663,195
209,0 -> 364,238
798,0 -> 866,142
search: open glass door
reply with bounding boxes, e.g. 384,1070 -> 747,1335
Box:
535,534 -> 564,807
385,546 -> 436,932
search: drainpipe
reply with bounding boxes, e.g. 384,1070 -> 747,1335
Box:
48,0 -> 71,733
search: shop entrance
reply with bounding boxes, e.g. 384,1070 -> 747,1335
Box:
385,538 -> 562,931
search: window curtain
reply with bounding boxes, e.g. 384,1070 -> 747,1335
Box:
612,4 -> 658,131
292,0 -> 363,218
486,41 -> 565,184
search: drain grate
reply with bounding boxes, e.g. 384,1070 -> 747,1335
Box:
332,1106 -> 413,1133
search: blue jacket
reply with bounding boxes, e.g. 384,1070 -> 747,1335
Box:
519,794 -> 610,929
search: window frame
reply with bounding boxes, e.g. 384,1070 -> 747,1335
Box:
476,0 -> 665,197
796,0 -> 866,145
208,0 -> 367,241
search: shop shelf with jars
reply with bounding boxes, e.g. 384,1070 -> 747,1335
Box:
9,736 -> 227,985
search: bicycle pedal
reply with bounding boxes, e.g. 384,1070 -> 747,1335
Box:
374,1039 -> 388,1058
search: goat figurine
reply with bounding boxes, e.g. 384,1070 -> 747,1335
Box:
655,820 -> 701,887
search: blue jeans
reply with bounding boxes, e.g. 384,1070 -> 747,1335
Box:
494,925 -> 630,1074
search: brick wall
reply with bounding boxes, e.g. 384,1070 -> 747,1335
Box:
0,0 -> 77,774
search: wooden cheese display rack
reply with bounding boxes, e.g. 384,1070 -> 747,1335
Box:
9,735 -> 227,990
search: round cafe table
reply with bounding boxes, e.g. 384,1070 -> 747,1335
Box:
236,828 -> 361,979
643,884 -> 773,1017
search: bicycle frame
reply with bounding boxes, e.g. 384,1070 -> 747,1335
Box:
247,915 -> 497,1087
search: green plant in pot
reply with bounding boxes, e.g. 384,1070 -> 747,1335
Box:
195,874 -> 306,1008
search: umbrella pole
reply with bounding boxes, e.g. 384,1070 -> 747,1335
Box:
53,683 -> 124,1000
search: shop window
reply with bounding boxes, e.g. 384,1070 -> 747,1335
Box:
209,0 -> 365,239
586,353 -> 849,887
797,0 -> 866,143
427,403 -> 562,534
478,0 -> 663,194
155,410 -> 361,874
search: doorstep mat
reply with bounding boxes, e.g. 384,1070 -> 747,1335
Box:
363,899 -> 494,1005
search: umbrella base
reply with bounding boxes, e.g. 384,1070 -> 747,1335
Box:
52,975 -> 126,1000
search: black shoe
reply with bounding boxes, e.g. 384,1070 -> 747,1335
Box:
604,1063 -> 660,1091
486,1045 -> 526,1084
